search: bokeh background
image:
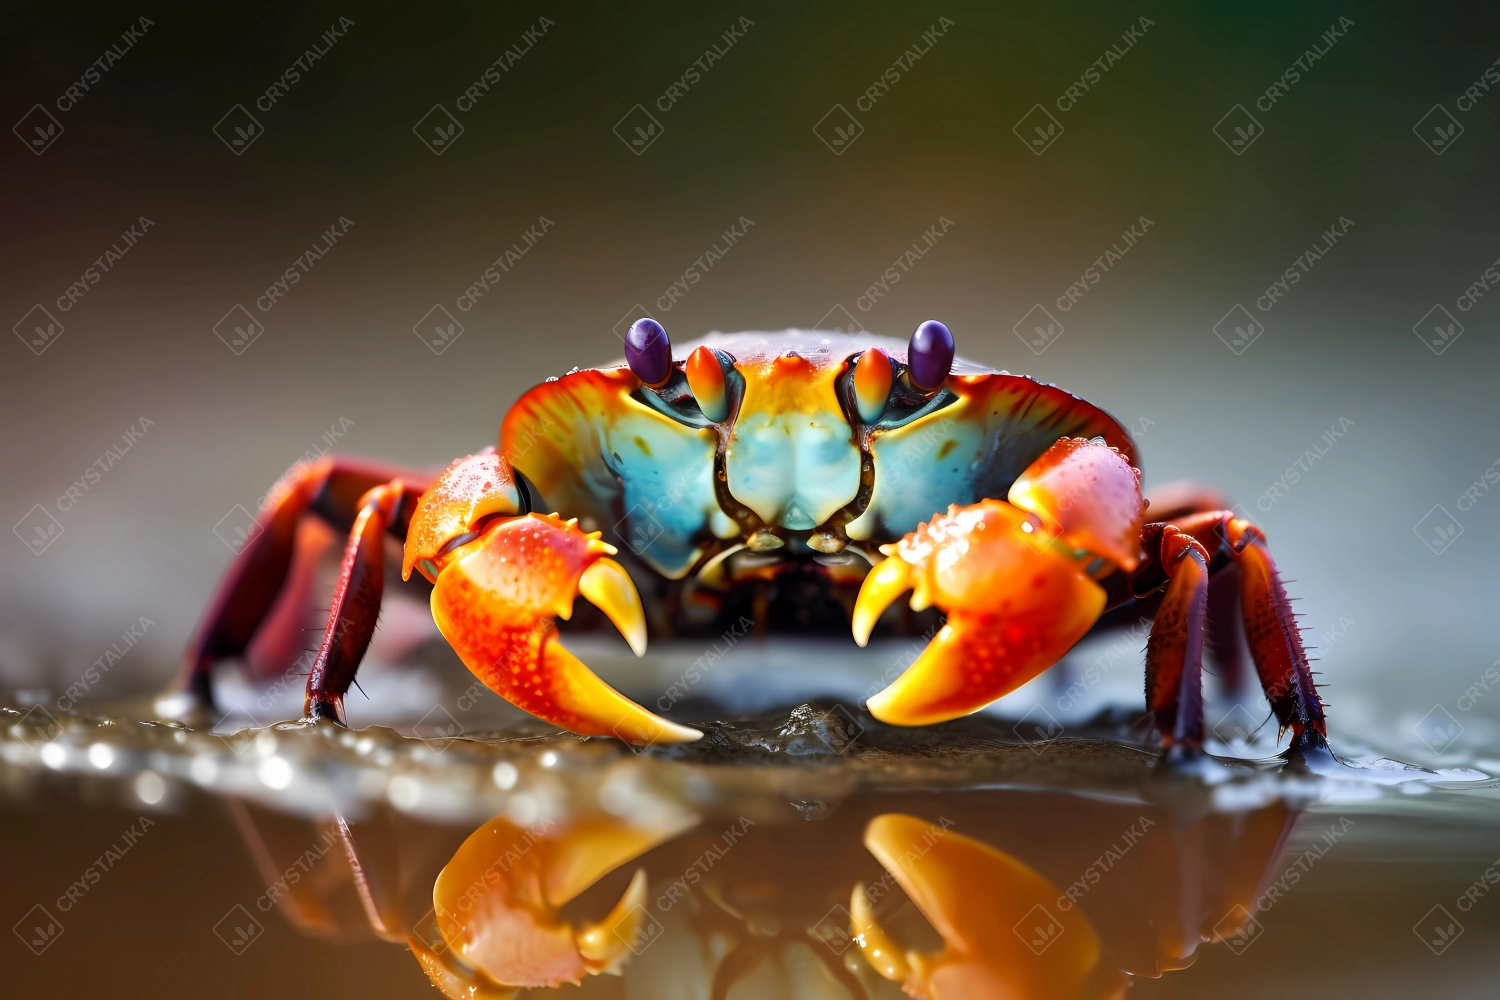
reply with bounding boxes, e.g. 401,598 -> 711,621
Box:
5,0 -> 1500,764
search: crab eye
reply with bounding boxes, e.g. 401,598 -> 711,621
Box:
625,318 -> 672,387
907,320 -> 954,391
852,348 -> 893,423
685,345 -> 728,422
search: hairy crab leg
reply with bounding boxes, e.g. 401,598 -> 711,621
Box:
175,456 -> 429,711
1131,511 -> 1326,747
1228,520 -> 1326,745
304,480 -> 425,722
1097,484 -> 1249,696
1144,530 -> 1210,753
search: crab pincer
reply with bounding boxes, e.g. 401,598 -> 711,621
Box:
403,451 -> 700,745
853,438 -> 1146,726
851,814 -> 1125,999
414,812 -> 696,994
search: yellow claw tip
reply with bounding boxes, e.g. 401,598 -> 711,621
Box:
576,868 -> 650,974
851,878 -> 914,985
852,555 -> 913,646
578,559 -> 647,656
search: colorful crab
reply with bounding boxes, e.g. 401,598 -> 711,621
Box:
178,319 -> 1325,752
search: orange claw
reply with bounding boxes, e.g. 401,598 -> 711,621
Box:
855,501 -> 1108,726
403,450 -> 524,584
852,814 -> 1125,999
406,450 -> 699,744
856,438 -> 1145,727
1007,437 -> 1145,572
430,513 -> 699,744
422,813 -> 695,993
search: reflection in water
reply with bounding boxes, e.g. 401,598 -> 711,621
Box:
5,697 -> 1485,996
228,779 -> 1296,997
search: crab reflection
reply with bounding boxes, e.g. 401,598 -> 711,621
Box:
231,788 -> 1298,998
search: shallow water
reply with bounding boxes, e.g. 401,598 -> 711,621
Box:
5,657 -> 1500,999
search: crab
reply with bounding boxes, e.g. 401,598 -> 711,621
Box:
177,319 -> 1325,753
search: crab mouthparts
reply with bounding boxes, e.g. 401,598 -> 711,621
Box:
694,529 -> 879,589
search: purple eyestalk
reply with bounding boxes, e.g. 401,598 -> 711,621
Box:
907,320 -> 954,391
625,318 -> 672,386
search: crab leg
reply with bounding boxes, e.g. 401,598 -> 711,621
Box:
176,457 -> 428,710
1227,520 -> 1326,744
1101,485 -> 1249,695
1131,512 -> 1326,746
304,480 -> 422,721
1143,530 -> 1210,752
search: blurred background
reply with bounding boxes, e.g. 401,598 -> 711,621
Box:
5,0 -> 1500,762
